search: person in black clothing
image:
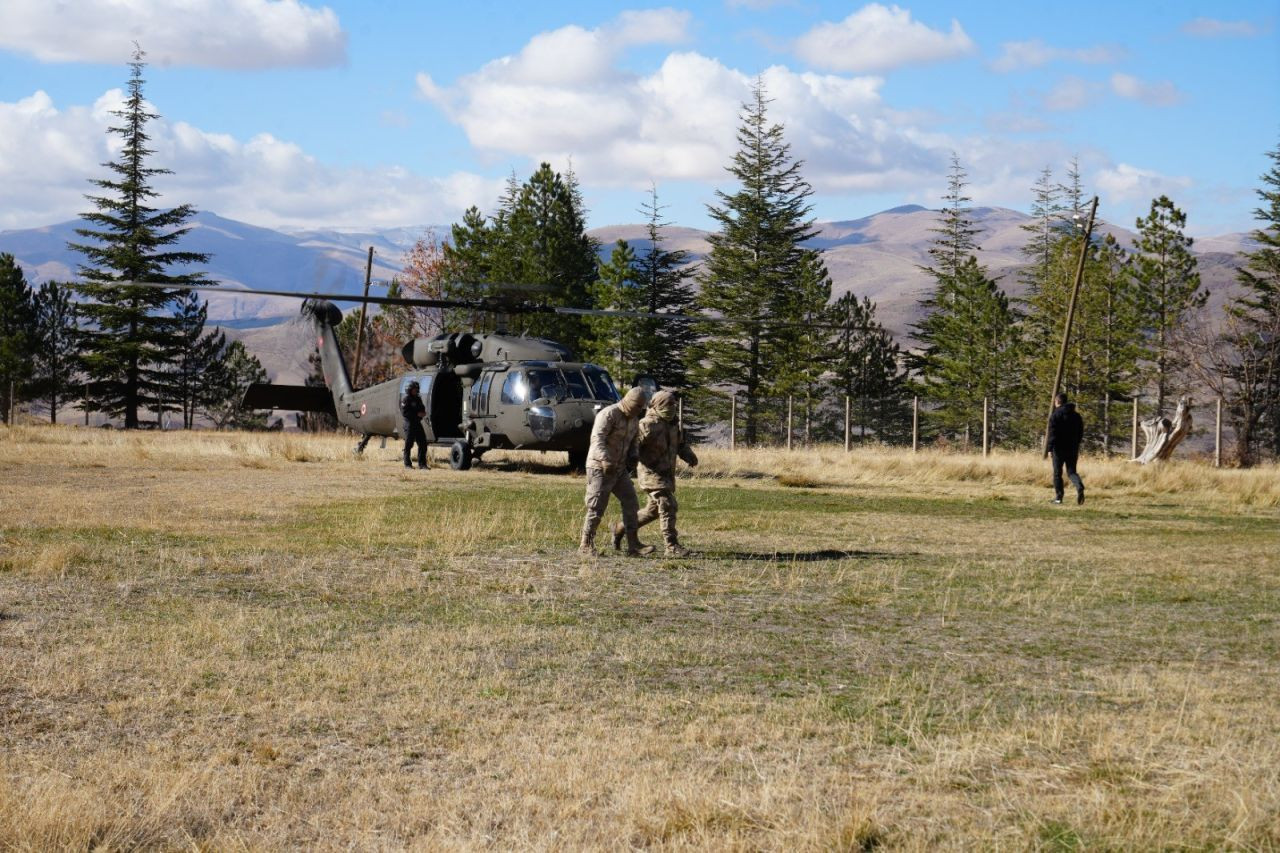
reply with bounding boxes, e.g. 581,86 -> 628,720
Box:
401,381 -> 429,469
1047,391 -> 1084,504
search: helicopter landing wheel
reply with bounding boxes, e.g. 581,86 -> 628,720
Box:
449,440 -> 473,471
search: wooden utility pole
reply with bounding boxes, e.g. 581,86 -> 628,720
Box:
786,396 -> 793,451
844,395 -> 851,452
729,396 -> 736,452
1043,196 -> 1099,456
982,397 -> 989,457
1215,397 -> 1223,468
912,396 -> 919,452
1131,396 -> 1140,460
351,246 -> 375,384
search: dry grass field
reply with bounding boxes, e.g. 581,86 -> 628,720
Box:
1,426 -> 1278,850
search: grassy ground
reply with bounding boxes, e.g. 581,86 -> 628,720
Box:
1,426 -> 1278,850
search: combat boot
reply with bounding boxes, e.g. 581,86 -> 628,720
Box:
579,520 -> 599,555
611,522 -> 625,551
624,528 -> 654,557
665,542 -> 690,558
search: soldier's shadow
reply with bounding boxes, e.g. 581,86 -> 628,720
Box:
699,549 -> 899,563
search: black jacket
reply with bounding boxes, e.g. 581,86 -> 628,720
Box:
401,393 -> 426,429
1047,403 -> 1084,457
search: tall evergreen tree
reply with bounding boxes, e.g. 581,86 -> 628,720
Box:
169,289 -> 225,428
205,340 -> 268,430
913,157 -> 1018,446
443,164 -> 599,354
1130,195 -> 1205,415
586,239 -> 644,382
829,292 -> 911,443
1220,140 -> 1280,462
695,81 -> 821,446
632,186 -> 699,389
925,154 -> 981,280
30,281 -> 80,424
68,48 -> 210,428
0,253 -> 36,424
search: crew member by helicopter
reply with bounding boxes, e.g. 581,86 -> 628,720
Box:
401,381 -> 429,470
579,387 -> 651,556
617,389 -> 698,557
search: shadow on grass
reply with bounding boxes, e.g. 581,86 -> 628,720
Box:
699,548 -> 901,563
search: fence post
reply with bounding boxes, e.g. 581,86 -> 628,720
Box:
982,397 -> 989,458
1215,397 -> 1223,468
912,396 -> 919,453
730,395 -> 736,452
844,395 -> 851,452
1131,396 -> 1139,460
786,396 -> 793,451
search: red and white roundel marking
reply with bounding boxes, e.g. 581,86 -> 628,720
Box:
360,402 -> 367,416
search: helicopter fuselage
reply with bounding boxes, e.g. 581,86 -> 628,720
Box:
247,299 -> 622,469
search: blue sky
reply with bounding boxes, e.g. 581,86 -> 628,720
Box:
1,0 -> 1276,237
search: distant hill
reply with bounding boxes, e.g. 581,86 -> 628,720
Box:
1,206 -> 1253,382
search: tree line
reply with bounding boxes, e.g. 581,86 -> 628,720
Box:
0,50 -> 267,430
2,54 -> 1276,466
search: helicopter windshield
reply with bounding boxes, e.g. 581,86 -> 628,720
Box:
519,367 -> 619,403
525,368 -> 564,402
583,366 -> 620,402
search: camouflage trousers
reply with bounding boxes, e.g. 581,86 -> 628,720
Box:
581,467 -> 640,541
636,488 -> 679,547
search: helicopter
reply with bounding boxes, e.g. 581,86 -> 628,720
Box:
242,294 -> 646,470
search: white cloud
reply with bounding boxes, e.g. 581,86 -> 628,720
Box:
418,14 -> 951,194
0,88 -> 496,230
1095,163 -> 1192,202
792,4 -> 975,73
1110,73 -> 1182,106
989,39 -> 1123,73
1181,17 -> 1263,38
1041,76 -> 1103,111
0,0 -> 346,69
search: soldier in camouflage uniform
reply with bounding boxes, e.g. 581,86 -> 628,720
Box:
579,386 -> 652,556
614,389 -> 698,556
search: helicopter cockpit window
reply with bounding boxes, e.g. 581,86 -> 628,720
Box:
525,368 -> 564,402
501,372 -> 527,405
562,369 -> 591,400
583,366 -> 620,402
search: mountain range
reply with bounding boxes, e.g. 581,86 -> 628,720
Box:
0,207 -> 1253,385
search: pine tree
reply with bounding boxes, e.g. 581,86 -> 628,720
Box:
586,239 -> 644,382
30,281 -> 80,424
913,158 -> 1018,446
1221,141 -> 1280,462
1131,195 -> 1205,415
695,81 -> 820,446
0,253 -> 36,424
169,289 -> 225,428
631,186 -> 698,389
206,341 -> 268,430
505,163 -> 599,353
829,292 -> 910,443
772,250 -> 833,444
68,48 -> 211,428
926,154 -> 981,280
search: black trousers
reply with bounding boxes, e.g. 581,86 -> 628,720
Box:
403,422 -> 428,467
1051,450 -> 1082,499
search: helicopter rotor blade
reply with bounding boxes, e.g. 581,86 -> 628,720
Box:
107,280 -> 883,331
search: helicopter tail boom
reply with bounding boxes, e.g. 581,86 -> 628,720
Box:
302,299 -> 354,400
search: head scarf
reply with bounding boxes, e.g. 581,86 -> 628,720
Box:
618,386 -> 648,417
649,389 -> 678,422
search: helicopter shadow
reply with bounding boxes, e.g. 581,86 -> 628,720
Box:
697,548 -> 901,563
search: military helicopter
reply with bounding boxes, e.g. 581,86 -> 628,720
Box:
121,281 -> 671,470
248,294 -> 650,469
